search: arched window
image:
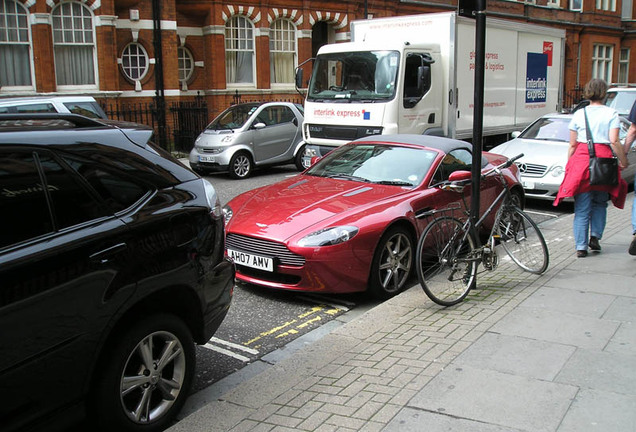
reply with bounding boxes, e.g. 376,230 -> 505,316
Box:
270,19 -> 296,85
0,0 -> 32,88
178,46 -> 194,83
225,16 -> 254,85
121,42 -> 149,81
52,2 -> 96,87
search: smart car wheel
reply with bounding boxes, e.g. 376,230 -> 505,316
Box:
294,144 -> 307,171
229,152 -> 252,179
369,226 -> 414,300
92,314 -> 195,432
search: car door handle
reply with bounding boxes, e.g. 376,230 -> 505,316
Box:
90,243 -> 128,264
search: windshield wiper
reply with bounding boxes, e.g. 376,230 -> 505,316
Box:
325,173 -> 370,182
373,180 -> 414,186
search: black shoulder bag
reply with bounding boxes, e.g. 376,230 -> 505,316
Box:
584,108 -> 619,186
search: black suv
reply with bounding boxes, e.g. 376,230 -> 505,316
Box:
0,114 -> 235,432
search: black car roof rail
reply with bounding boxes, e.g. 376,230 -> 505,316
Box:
0,113 -> 108,128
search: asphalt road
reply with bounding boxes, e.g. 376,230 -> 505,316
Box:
191,163 -> 572,394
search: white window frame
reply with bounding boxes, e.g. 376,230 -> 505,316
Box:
595,0 -> 616,12
592,44 -> 613,82
269,19 -> 297,87
225,15 -> 255,87
121,42 -> 149,81
618,48 -> 630,85
0,0 -> 34,91
178,46 -> 195,83
570,0 -> 583,12
51,1 -> 98,90
546,0 -> 560,8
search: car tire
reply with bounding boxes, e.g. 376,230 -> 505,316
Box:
229,152 -> 253,179
91,314 -> 195,432
368,226 -> 414,300
294,144 -> 307,171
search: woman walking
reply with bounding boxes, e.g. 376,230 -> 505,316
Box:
554,79 -> 629,257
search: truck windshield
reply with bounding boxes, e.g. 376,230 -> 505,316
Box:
307,51 -> 399,102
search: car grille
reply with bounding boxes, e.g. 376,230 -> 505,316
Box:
515,162 -> 547,177
226,233 -> 305,267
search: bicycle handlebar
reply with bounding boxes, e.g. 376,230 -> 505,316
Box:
483,153 -> 524,177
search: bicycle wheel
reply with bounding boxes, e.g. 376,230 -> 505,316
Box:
497,205 -> 549,274
416,216 -> 478,306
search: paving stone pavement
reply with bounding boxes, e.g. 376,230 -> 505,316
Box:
169,193 -> 636,432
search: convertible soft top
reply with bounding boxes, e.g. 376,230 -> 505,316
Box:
352,134 -> 472,154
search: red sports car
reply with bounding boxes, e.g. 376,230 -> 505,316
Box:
223,135 -> 522,299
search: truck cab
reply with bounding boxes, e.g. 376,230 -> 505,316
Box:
300,42 -> 443,161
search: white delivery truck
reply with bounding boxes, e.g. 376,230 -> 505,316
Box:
297,11 -> 565,160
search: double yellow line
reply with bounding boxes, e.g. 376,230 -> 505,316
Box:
245,305 -> 342,348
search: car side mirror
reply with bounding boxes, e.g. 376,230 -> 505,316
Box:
448,170 -> 472,182
253,122 -> 266,129
511,131 -> 521,139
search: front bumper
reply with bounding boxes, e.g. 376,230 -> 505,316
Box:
229,242 -> 373,294
519,176 -> 561,201
189,147 -> 233,172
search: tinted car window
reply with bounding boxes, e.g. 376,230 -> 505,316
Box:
261,106 -> 295,125
38,151 -> 112,229
62,154 -> 148,212
0,150 -> 54,248
434,149 -> 472,182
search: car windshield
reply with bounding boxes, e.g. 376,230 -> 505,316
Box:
206,104 -> 259,130
604,91 -> 636,116
307,51 -> 399,102
306,144 -> 437,187
519,117 -> 570,142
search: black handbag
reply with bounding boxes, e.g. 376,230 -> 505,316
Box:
584,108 -> 619,186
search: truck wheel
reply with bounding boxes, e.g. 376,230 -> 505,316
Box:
229,152 -> 252,179
294,144 -> 308,171
91,314 -> 195,432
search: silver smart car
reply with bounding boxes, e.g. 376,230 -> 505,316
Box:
189,101 -> 306,179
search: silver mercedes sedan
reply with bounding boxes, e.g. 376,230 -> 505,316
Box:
491,112 -> 636,201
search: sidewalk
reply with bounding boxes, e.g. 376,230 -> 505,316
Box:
169,194 -> 636,432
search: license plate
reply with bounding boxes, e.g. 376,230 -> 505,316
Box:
522,180 -> 535,190
199,155 -> 215,163
227,249 -> 274,272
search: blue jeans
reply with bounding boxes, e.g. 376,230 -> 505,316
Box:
573,191 -> 609,251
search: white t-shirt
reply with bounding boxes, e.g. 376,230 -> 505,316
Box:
569,105 -> 619,144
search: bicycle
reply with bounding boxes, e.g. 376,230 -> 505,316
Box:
415,153 -> 549,306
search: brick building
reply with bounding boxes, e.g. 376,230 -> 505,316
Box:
0,0 -> 635,147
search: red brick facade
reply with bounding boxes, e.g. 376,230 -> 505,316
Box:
1,0 -> 635,125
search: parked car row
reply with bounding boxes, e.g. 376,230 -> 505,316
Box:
6,97 -> 633,431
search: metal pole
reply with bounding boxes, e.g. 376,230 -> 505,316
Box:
470,0 -> 486,228
152,0 -> 167,149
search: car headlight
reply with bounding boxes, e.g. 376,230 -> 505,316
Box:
549,165 -> 565,177
297,226 -> 359,247
222,205 -> 233,226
